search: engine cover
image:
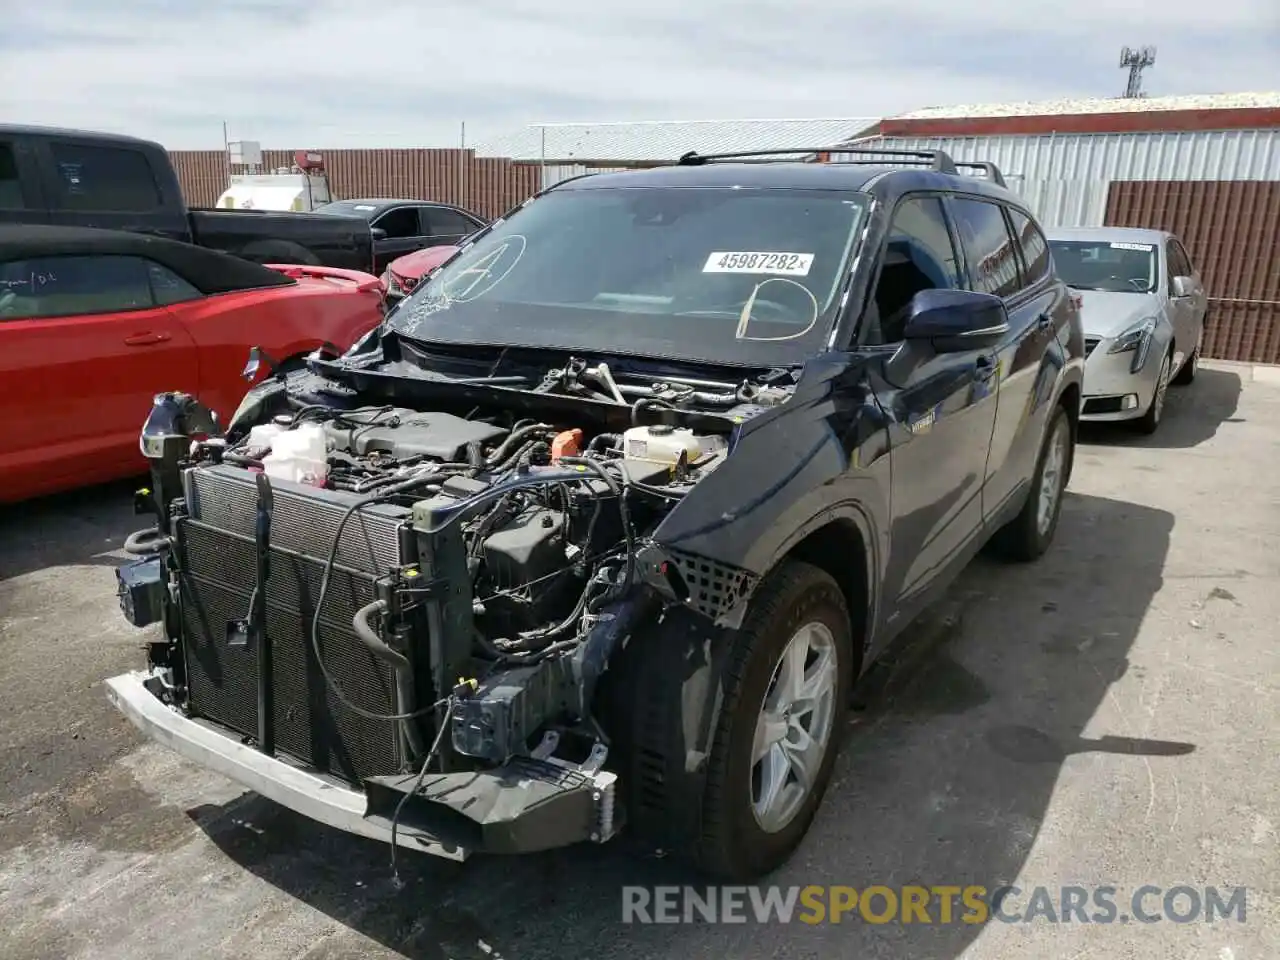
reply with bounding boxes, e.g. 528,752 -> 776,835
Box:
324,409 -> 507,462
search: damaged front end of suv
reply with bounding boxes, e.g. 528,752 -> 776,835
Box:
107,170 -> 879,880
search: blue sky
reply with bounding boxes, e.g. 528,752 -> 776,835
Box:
2,0 -> 1277,150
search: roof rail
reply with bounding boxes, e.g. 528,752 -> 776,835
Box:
952,161 -> 1006,187
675,146 -> 958,174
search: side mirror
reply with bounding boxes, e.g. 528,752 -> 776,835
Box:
370,227 -> 388,241
902,288 -> 1010,351
1171,275 -> 1195,298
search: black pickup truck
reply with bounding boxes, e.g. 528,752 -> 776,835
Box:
0,124 -> 374,272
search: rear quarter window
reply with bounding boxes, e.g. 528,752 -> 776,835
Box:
47,143 -> 163,213
1007,208 -> 1051,287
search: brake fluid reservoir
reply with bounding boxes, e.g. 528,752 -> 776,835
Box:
263,422 -> 329,485
622,424 -> 703,465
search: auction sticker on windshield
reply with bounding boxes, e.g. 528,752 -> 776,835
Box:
1109,242 -> 1155,251
704,252 -> 814,276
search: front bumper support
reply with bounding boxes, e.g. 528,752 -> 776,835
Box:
105,670 -> 618,860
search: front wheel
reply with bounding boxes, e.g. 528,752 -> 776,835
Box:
1172,346 -> 1198,385
990,403 -> 1073,562
695,560 -> 854,880
1134,351 -> 1172,435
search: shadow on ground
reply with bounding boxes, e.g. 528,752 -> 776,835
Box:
190,491 -> 1188,960
0,478 -> 144,582
1078,366 -> 1242,450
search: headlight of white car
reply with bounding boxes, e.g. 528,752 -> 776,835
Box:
1107,316 -> 1158,372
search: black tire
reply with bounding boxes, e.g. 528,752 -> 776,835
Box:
614,560 -> 855,885
1134,351 -> 1172,435
1172,346 -> 1198,385
695,561 -> 853,880
989,402 -> 1073,562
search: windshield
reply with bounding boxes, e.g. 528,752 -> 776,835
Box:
1049,239 -> 1158,293
387,186 -> 869,366
311,201 -> 381,219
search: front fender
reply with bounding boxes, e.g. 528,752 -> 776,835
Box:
650,355 -> 892,580
1152,316 -> 1176,357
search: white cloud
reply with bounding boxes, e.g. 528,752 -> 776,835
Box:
2,0 -> 1277,149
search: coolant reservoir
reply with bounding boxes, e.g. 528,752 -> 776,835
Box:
262,422 -> 328,485
622,425 -> 704,465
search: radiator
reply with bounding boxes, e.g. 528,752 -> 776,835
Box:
175,465 -> 415,783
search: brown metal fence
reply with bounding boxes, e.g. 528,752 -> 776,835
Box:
1105,180 -> 1280,364
167,148 -> 542,221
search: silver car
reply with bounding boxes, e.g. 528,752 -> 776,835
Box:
1046,226 -> 1207,434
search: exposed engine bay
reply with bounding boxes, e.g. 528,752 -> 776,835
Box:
114,346 -> 798,860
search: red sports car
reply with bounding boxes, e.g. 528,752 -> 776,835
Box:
381,243 -> 460,304
0,225 -> 385,503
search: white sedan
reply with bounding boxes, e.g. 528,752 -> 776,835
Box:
1046,226 -> 1208,434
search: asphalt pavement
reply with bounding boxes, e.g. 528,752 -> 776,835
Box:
1,360 -> 1276,960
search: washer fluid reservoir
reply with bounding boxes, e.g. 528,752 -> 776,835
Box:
262,422 -> 328,486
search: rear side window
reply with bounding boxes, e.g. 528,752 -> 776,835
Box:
0,254 -> 172,319
427,207 -> 481,238
949,197 -> 1021,298
47,143 -> 162,212
0,143 -> 24,209
1007,208 -> 1051,287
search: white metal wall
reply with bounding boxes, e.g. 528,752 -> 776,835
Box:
536,164 -> 635,190
857,129 -> 1280,227
533,129 -> 1280,226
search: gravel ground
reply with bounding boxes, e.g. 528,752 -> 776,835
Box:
1,361 -> 1276,960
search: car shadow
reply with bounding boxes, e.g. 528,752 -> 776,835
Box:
0,477 -> 145,583
187,491 -> 1182,960
1078,365 -> 1242,450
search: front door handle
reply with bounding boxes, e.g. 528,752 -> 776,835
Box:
1037,312 -> 1053,330
124,331 -> 171,346
974,356 -> 998,382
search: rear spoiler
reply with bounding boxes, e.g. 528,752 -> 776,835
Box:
264,263 -> 384,294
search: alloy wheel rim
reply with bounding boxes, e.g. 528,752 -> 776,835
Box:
1037,419 -> 1068,536
750,621 -> 838,834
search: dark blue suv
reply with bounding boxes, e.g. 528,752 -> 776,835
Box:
110,146 -> 1085,886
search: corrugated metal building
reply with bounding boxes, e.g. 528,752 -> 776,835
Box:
846,92 -> 1280,363
847,92 -> 1280,227
475,118 -> 880,190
